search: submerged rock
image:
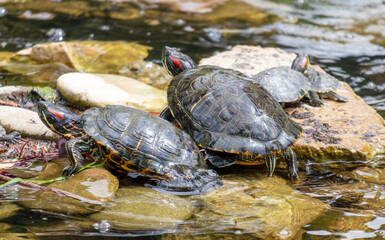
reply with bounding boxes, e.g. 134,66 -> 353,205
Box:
89,186 -> 194,230
189,172 -> 329,239
57,72 -> 167,112
0,203 -> 22,221
200,45 -> 385,163
18,168 -> 119,215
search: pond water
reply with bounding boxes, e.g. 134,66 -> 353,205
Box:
0,0 -> 385,239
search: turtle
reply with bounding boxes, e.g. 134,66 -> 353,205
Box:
253,53 -> 347,106
160,46 -> 302,179
251,53 -> 324,106
37,101 -> 222,195
304,66 -> 348,104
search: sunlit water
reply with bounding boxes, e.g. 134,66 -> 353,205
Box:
0,0 -> 385,239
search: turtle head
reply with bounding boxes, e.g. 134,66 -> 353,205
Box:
37,101 -> 84,139
162,46 -> 196,77
291,53 -> 309,73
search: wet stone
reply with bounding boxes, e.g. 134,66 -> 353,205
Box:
18,168 -> 119,215
89,186 -> 194,230
0,203 -> 22,220
189,172 -> 329,239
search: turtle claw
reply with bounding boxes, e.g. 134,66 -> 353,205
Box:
0,131 -> 21,143
283,149 -> 300,180
266,155 -> 277,177
62,165 -> 76,177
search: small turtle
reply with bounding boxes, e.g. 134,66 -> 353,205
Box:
37,101 -> 222,195
161,46 -> 302,179
304,67 -> 348,104
252,53 -> 322,106
253,53 -> 347,106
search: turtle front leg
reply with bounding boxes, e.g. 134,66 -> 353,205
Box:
63,135 -> 98,176
283,148 -> 299,180
0,131 -> 21,143
305,90 -> 323,106
266,154 -> 277,177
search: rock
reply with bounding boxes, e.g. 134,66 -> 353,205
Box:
200,45 -> 385,163
0,86 -> 30,100
18,168 -> 119,215
0,203 -> 22,220
57,72 -> 167,112
89,186 -> 193,230
1,41 -> 151,83
307,209 -> 376,235
0,51 -> 14,63
190,172 -> 329,239
0,105 -> 59,141
119,60 -> 172,90
349,167 -> 385,184
200,45 -> 296,75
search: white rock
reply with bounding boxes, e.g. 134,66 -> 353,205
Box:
57,72 -> 168,113
0,106 -> 59,140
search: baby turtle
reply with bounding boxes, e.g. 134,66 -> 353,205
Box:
304,67 -> 348,104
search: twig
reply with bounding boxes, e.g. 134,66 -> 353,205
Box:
0,100 -> 21,107
0,174 -> 102,205
17,139 -> 30,159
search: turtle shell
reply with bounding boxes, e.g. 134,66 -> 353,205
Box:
252,67 -> 311,103
305,67 -> 341,93
82,105 -> 220,194
167,65 -> 302,159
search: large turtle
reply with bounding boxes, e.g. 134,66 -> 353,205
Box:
160,46 -> 302,179
304,67 -> 348,104
37,101 -> 222,195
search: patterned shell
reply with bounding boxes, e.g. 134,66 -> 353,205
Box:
168,65 -> 302,157
252,66 -> 311,103
82,105 -> 205,178
305,67 -> 341,93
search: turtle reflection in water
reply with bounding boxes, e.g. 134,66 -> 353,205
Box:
161,46 -> 302,179
252,53 -> 348,106
37,101 -> 222,195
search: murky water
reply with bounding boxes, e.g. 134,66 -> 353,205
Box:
0,0 -> 385,239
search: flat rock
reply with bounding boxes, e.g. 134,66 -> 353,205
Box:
190,172 -> 329,239
18,168 -> 119,215
89,186 -> 194,230
0,105 -> 59,141
200,45 -> 385,162
57,72 -> 167,112
0,86 -> 30,100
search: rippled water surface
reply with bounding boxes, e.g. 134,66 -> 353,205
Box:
0,0 -> 385,239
